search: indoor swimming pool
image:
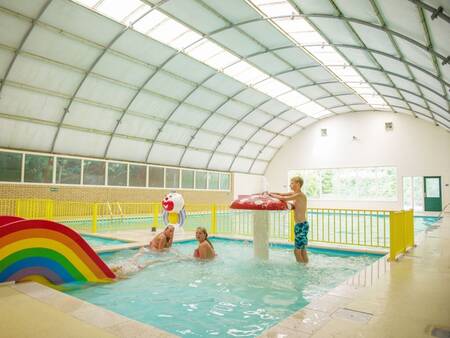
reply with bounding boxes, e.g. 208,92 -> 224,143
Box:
67,238 -> 382,337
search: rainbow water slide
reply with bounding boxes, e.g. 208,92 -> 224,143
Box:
0,216 -> 116,288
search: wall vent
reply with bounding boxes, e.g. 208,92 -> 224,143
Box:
321,128 -> 327,136
385,122 -> 393,131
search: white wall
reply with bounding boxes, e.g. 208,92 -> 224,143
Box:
233,173 -> 265,199
265,111 -> 450,211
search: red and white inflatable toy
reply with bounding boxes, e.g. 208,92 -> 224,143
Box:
162,192 -> 186,228
230,193 -> 289,210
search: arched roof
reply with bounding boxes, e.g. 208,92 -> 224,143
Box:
0,0 -> 448,174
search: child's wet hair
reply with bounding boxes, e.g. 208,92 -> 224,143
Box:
291,176 -> 304,187
196,227 -> 213,248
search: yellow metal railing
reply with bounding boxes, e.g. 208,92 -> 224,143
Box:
307,208 -> 390,248
389,209 -> 414,260
14,199 -> 54,220
1,199 -> 414,251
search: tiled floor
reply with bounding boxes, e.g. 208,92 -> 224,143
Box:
261,214 -> 450,338
0,282 -> 177,338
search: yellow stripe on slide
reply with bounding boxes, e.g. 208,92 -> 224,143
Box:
0,238 -> 101,282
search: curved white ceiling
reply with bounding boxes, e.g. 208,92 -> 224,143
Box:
0,0 -> 448,174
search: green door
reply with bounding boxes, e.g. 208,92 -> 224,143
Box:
424,176 -> 442,211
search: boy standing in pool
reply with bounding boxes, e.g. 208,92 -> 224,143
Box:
268,176 -> 309,263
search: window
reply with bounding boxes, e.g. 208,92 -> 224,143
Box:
166,168 -> 180,189
403,176 -> 424,211
0,151 -> 22,182
108,162 -> 127,186
403,177 -> 413,210
299,170 -> 320,199
195,171 -> 207,189
24,154 -> 53,183
148,166 -> 164,187
129,164 -> 146,187
289,166 -> 397,201
219,173 -> 230,190
413,177 -> 424,211
181,170 -> 194,189
83,160 -> 105,185
0,149 -> 232,192
56,158 -> 81,184
208,172 -> 219,190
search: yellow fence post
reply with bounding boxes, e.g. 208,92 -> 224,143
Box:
152,203 -> 159,229
390,210 -> 410,261
15,199 -> 21,217
92,203 -> 98,233
405,209 -> 414,250
211,204 -> 217,234
45,200 -> 54,220
389,211 -> 398,261
289,210 -> 295,242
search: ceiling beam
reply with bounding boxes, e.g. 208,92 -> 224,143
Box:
369,0 -> 438,124
204,13 -> 448,64
408,0 -> 450,23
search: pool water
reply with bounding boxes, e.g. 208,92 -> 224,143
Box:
81,235 -> 129,247
67,239 -> 381,337
414,216 -> 440,232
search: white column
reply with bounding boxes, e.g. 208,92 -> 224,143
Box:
253,210 -> 269,260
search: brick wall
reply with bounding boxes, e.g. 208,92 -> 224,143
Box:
0,183 -> 234,204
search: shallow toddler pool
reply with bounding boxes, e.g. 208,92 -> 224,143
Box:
67,238 -> 381,337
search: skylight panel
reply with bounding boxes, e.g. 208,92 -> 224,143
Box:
253,78 -> 291,96
96,0 -> 143,22
148,18 -> 190,46
185,39 -> 223,62
348,82 -> 371,89
247,0 -> 391,111
371,104 -> 391,110
123,4 -> 151,25
290,31 -> 327,46
305,47 -> 348,65
75,0 -> 98,7
232,66 -> 269,85
275,17 -> 313,33
277,91 -> 309,107
204,51 -> 240,70
255,2 -> 294,17
311,51 -> 347,66
328,66 -> 358,77
298,101 -> 324,115
353,87 -> 377,95
133,10 -> 167,34
223,61 -> 251,78
329,66 -> 364,82
311,110 -> 333,118
361,95 -> 385,105
72,0 -> 332,119
170,31 -> 203,50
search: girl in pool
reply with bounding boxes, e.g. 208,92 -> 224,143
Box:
149,224 -> 174,251
194,227 -> 215,260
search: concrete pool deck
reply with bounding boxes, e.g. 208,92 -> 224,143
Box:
0,215 -> 448,337
261,214 -> 450,337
